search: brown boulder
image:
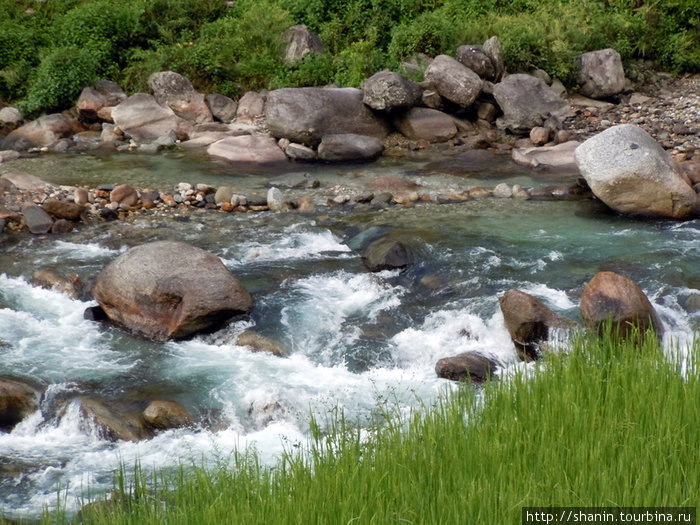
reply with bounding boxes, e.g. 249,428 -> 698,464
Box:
2,114 -> 74,151
435,353 -> 497,383
236,331 -> 287,357
42,198 -> 84,220
0,376 -> 43,431
142,400 -> 192,430
580,271 -> 664,338
93,241 -> 252,341
110,184 -> 139,207
75,396 -> 152,442
499,289 -> 573,361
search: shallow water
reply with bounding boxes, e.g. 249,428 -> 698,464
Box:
0,151 -> 698,519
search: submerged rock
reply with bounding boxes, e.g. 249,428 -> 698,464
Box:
93,241 -> 252,341
208,135 -> 288,165
317,133 -> 383,162
0,376 -> 43,432
362,235 -> 414,272
435,353 -> 498,383
74,396 -> 152,442
236,331 -> 288,357
580,271 -> 664,339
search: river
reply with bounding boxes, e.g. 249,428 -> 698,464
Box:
0,150 -> 698,519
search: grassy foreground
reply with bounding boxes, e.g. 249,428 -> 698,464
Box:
58,331 -> 699,525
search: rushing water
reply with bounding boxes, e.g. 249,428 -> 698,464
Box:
0,151 -> 698,519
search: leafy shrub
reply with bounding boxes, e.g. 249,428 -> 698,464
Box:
20,46 -> 100,117
388,11 -> 458,64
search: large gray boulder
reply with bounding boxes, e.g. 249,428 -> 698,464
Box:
493,74 -> 571,133
318,134 -> 383,162
283,24 -> 324,63
423,55 -> 483,108
576,48 -> 625,99
22,204 -> 54,234
455,45 -> 495,80
580,271 -> 664,339
112,94 -> 189,144
208,135 -> 288,165
93,241 -> 252,341
265,87 -> 389,146
205,93 -> 238,123
2,113 -> 74,151
393,107 -> 457,143
148,71 -> 212,124
362,70 -> 422,111
575,124 -> 699,219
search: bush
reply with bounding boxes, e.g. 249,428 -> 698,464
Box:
20,46 -> 100,117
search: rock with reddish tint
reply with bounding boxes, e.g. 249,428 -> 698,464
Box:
2,114 -> 74,151
208,135 -> 288,165
74,188 -> 89,205
580,271 -> 664,339
362,70 -> 422,111
33,269 -> 82,299
265,87 -> 389,146
0,376 -> 43,431
93,241 -> 252,341
435,353 -> 498,383
393,108 -> 457,143
42,199 -> 84,220
236,331 -> 288,357
74,396 -> 153,442
110,184 -> 139,207
22,204 -> 54,234
148,71 -> 212,124
50,219 -> 74,234
317,133 -> 383,162
575,124 -> 699,219
499,289 -> 573,361
112,93 -> 188,144
76,88 -> 109,122
236,92 -> 266,122
424,55 -> 483,108
142,400 -> 192,430
529,126 -> 550,146
368,176 -> 419,192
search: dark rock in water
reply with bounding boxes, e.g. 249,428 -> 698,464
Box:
0,218 -> 5,233
528,180 -> 592,201
435,353 -> 498,383
84,305 -> 108,322
268,172 -> 319,189
42,198 -> 84,220
580,271 -> 664,339
22,204 -> 54,234
93,240 -> 252,341
0,376 -> 43,431
50,219 -> 75,234
344,225 -> 393,251
99,208 -> 118,221
499,289 -> 573,361
142,400 -> 192,430
362,236 -> 414,272
74,396 -> 153,442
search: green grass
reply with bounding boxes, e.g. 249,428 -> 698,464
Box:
58,331 -> 698,525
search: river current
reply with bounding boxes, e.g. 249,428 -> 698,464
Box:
0,150 -> 698,519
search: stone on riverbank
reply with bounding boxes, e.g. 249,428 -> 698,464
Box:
580,271 -> 664,339
455,45 -> 496,80
205,93 -> 238,123
317,133 -> 383,162
22,204 -> 54,234
265,87 -> 389,146
435,353 -> 498,383
423,54 -> 483,108
148,71 -> 213,124
393,107 -> 457,143
112,93 -> 189,144
511,141 -> 581,172
574,124 -> 699,219
2,113 -> 74,151
208,135 -> 288,165
576,48 -> 626,99
362,70 -> 422,111
93,241 -> 252,341
0,376 -> 43,432
0,107 -> 23,134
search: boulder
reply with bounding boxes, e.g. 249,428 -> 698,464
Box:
236,91 -> 266,122
0,106 -> 22,134
362,70 -> 422,111
142,400 -> 192,430
283,24 -> 324,63
267,187 -> 284,211
580,271 -> 664,338
0,376 -> 43,431
2,113 -> 74,151
576,48 -> 625,99
110,184 -> 139,207
393,107 -> 457,143
0,172 -> 52,191
42,198 -> 84,220
22,204 -> 54,234
362,235 -> 414,272
236,331 -> 287,357
265,87 -> 389,146
423,55 -> 483,108
0,150 -> 21,163
33,269 -> 82,299
435,353 -> 497,383
285,142 -> 317,161
455,45 -> 495,80
51,219 -> 75,234
483,36 -> 505,81
208,135 -> 288,165
92,241 -> 252,341
205,93 -> 238,123
317,133 -> 383,162
112,93 -> 188,144
75,396 -> 152,442
493,74 -> 571,133
511,141 -> 581,173
574,124 -> 699,219
148,71 -> 212,123
499,289 -> 572,361
76,88 -> 109,122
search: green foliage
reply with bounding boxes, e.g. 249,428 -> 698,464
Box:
20,46 -> 100,117
388,10 -> 458,64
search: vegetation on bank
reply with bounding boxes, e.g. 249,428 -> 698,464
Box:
42,331 -> 698,525
1,0 -> 698,117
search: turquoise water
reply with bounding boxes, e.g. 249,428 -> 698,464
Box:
0,151 -> 697,519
